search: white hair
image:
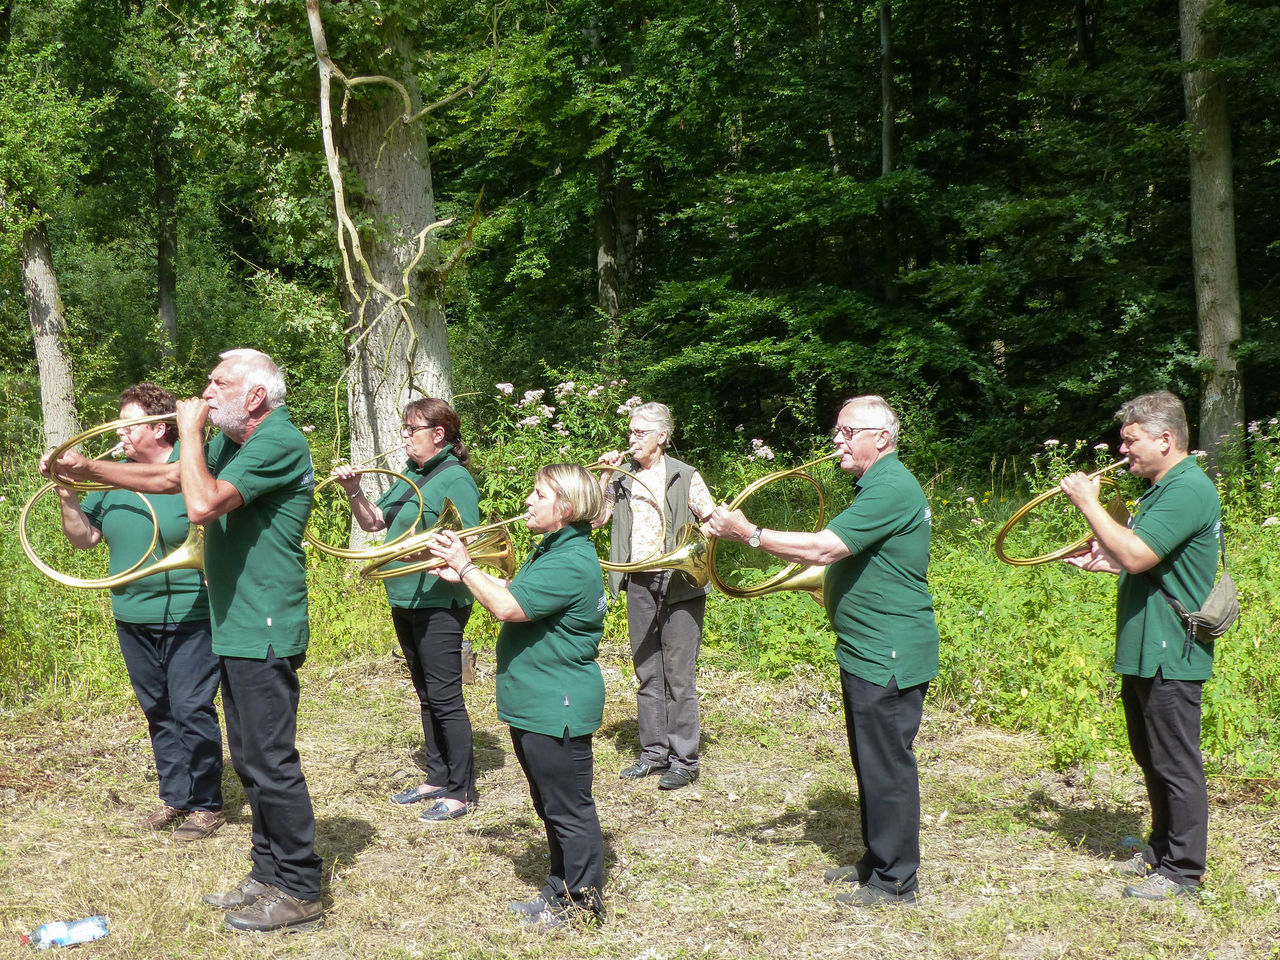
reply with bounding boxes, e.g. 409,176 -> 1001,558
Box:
841,395 -> 901,445
220,348 -> 286,409
630,401 -> 675,448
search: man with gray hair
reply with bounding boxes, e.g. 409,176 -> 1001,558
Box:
1060,390 -> 1220,900
707,395 -> 939,907
51,349 -> 323,931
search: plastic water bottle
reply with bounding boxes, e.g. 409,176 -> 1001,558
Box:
20,916 -> 109,949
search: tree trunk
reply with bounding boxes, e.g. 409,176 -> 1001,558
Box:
12,207 -> 80,446
596,152 -> 622,358
155,135 -> 178,365
308,3 -> 452,517
879,0 -> 898,302
337,80 -> 451,501
1180,0 -> 1242,462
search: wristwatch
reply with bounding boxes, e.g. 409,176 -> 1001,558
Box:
747,526 -> 763,548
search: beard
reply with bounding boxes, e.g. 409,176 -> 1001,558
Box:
208,394 -> 252,437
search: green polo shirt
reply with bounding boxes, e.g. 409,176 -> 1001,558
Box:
823,452 -> 940,687
81,445 -> 209,625
202,405 -> 314,658
1115,455 -> 1220,681
377,452 -> 479,609
497,523 -> 607,737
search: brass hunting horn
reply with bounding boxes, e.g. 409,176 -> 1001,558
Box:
361,512 -> 525,581
43,414 -> 177,491
704,451 -> 840,599
589,462 -> 711,588
303,468 -> 426,561
993,459 -> 1131,566
19,482 -> 205,589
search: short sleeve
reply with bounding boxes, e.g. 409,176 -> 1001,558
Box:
826,482 -> 907,555
688,471 -> 716,521
1133,484 -> 1208,560
508,551 -> 580,621
215,433 -> 310,504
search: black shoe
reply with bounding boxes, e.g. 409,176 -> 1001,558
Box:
419,800 -> 474,822
834,884 -> 918,908
619,760 -> 668,780
823,863 -> 872,885
658,767 -> 699,790
224,886 -> 324,932
391,783 -> 445,805
203,876 -> 271,910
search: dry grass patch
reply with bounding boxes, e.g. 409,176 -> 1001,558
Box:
1,647 -> 1278,959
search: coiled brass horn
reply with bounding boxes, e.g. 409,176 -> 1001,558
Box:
361,512 -> 525,581
303,468 -> 426,561
993,459 -> 1132,566
589,462 -> 712,588
705,451 -> 840,599
19,481 -> 205,588
43,414 -> 177,491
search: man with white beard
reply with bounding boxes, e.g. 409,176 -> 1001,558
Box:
51,349 -> 323,932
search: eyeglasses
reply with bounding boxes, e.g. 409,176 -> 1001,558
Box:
628,427 -> 658,439
831,425 -> 886,442
400,423 -> 436,438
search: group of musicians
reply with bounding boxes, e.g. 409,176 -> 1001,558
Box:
40,347 -> 1223,933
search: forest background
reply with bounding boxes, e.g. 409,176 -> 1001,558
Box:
2,0 -> 1279,780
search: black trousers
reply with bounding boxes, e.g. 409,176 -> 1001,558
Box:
509,727 -> 605,915
221,649 -> 322,901
1121,672 -> 1208,886
391,604 -> 476,803
840,669 -> 928,896
115,619 -> 222,812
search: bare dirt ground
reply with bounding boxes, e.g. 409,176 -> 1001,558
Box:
2,643 -> 1278,960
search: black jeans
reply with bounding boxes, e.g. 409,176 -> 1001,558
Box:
840,670 -> 928,896
1121,671 -> 1208,886
116,619 -> 222,812
509,726 -> 605,915
221,648 -> 322,901
391,604 -> 476,803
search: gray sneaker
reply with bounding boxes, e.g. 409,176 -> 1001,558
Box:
1122,873 -> 1196,901
1111,850 -> 1153,878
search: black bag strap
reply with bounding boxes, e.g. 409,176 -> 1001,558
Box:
383,459 -> 468,528
1144,529 -> 1227,658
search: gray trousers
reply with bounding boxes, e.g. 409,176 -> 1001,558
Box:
626,571 -> 706,772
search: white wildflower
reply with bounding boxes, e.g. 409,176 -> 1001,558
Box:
965,497 -> 976,505
301,425 -> 315,433
616,395 -> 643,415
1263,517 -> 1279,527
495,382 -> 514,395
1043,439 -> 1060,448
517,415 -> 542,429
554,381 -> 576,399
1094,443 -> 1109,452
